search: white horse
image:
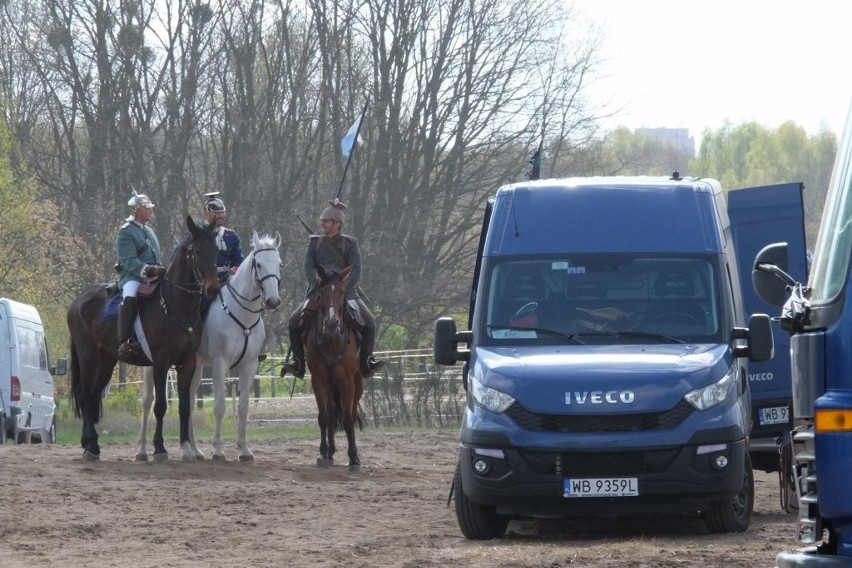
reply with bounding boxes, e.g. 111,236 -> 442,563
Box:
135,231 -> 282,462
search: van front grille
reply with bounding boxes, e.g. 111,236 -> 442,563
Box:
505,400 -> 694,433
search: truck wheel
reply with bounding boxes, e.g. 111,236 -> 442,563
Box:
703,454 -> 754,533
453,460 -> 509,540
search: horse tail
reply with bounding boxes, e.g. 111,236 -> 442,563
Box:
69,338 -> 84,419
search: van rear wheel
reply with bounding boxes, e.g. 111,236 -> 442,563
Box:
0,415 -> 7,444
453,459 -> 509,540
703,453 -> 754,533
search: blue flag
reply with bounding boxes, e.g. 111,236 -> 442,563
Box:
341,114 -> 364,157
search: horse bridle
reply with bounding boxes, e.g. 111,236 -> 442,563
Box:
160,240 -> 218,333
314,277 -> 350,360
219,247 -> 281,369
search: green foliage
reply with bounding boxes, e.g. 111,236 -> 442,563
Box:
690,121 -> 837,247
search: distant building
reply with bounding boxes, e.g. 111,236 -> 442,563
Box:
637,127 -> 696,160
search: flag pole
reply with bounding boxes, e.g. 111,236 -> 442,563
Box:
336,97 -> 370,200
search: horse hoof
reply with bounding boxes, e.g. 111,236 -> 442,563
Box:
135,453 -> 149,462
212,453 -> 226,461
238,454 -> 255,463
153,452 -> 169,462
316,456 -> 331,468
83,450 -> 100,461
349,463 -> 361,473
194,454 -> 205,461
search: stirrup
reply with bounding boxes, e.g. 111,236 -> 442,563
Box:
117,340 -> 142,359
362,356 -> 385,376
281,359 -> 305,379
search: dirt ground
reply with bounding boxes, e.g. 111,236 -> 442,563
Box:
0,429 -> 806,567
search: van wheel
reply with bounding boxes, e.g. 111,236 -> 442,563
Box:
453,460 -> 509,540
703,453 -> 754,533
0,415 -> 7,444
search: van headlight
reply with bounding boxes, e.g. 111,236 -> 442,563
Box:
470,372 -> 515,414
684,366 -> 737,410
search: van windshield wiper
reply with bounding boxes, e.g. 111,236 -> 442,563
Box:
487,325 -> 585,344
576,330 -> 685,344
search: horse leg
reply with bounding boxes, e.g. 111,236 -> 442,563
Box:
151,365 -> 170,460
135,366 -> 155,461
340,380 -> 360,472
236,369 -> 255,462
313,384 -> 333,467
211,359 -> 228,460
176,361 -> 198,460
80,361 -> 115,460
181,361 -> 206,460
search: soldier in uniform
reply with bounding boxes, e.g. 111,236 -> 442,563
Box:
203,192 -> 244,283
115,192 -> 165,360
282,199 -> 385,378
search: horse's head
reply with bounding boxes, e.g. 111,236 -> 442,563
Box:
249,231 -> 282,311
316,265 -> 351,338
183,215 -> 221,300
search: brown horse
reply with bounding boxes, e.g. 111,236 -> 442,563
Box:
67,215 -> 220,460
303,265 -> 365,471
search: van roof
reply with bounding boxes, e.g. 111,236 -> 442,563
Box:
0,298 -> 44,324
484,176 -> 726,256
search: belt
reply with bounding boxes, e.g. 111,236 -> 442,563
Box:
217,266 -> 230,273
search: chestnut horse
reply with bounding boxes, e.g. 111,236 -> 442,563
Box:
304,265 -> 365,471
67,216 -> 220,460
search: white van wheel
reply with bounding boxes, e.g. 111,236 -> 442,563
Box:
0,415 -> 7,444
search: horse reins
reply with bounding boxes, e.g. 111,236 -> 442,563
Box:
219,247 -> 281,369
160,241 -> 214,333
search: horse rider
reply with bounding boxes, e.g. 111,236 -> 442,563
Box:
282,199 -> 385,378
203,192 -> 244,284
115,191 -> 165,361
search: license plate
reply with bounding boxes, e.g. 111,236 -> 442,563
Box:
564,477 -> 638,498
759,405 -> 789,425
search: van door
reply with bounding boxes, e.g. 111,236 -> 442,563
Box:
727,182 -> 808,471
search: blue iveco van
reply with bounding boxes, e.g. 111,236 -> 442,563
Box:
434,174 -> 779,539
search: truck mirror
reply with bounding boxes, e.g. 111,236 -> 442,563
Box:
753,243 -> 795,307
731,314 -> 773,361
433,317 -> 471,365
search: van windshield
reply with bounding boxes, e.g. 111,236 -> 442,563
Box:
483,255 -> 723,344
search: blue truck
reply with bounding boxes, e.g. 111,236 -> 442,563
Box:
754,102 -> 852,567
434,174 -> 804,539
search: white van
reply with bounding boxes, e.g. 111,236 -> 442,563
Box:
0,298 -> 66,444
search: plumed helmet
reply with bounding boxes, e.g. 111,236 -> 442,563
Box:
204,192 -> 226,212
127,191 -> 155,211
320,198 -> 347,224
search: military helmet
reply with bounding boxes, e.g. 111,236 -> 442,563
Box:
204,192 -> 226,212
128,192 -> 155,211
320,198 -> 347,224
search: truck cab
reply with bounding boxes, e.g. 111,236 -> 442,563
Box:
754,101 -> 852,567
435,175 -> 780,539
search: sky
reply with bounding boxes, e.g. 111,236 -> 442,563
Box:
570,0 -> 852,147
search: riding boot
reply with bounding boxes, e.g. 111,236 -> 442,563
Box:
282,324 -> 306,379
360,324 -> 385,377
116,297 -> 142,360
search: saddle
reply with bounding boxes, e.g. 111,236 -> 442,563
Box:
101,276 -> 162,322
299,299 -> 364,334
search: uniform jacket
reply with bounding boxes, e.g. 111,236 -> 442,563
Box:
214,226 -> 244,283
116,219 -> 162,288
304,233 -> 361,300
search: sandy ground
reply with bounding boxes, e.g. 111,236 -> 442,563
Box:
0,429 -> 806,567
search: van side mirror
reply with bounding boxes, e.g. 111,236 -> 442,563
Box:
433,317 -> 472,365
51,358 -> 68,376
753,243 -> 796,307
731,314 -> 774,362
